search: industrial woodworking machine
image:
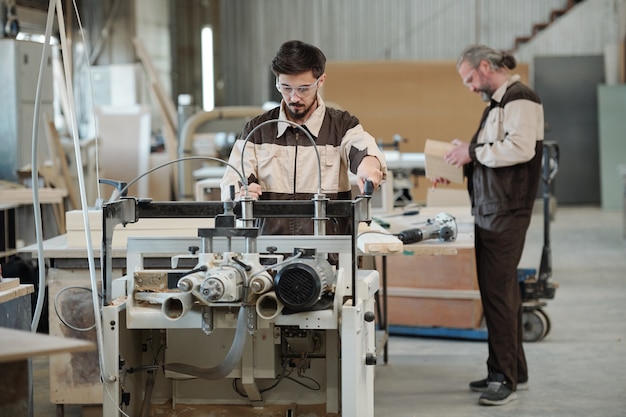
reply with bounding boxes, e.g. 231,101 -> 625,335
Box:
99,193 -> 379,417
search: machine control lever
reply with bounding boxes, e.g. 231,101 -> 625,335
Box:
363,179 -> 374,196
358,179 -> 375,225
231,256 -> 252,272
99,178 -> 128,199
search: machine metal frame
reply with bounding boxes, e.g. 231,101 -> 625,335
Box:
99,196 -> 379,417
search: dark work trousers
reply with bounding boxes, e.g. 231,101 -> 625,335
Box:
474,209 -> 531,391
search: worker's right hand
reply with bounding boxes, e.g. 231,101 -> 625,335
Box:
429,177 -> 450,189
238,182 -> 262,200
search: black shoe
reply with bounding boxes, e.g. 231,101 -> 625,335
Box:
470,377 -> 528,392
479,381 -> 518,406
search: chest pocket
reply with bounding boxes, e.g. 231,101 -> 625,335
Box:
256,143 -> 287,167
321,145 -> 342,192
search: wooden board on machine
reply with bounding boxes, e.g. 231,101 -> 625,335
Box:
65,210 -> 215,248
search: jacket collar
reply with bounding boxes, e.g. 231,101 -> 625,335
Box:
491,74 -> 521,104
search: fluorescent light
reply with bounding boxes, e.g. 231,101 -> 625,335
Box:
201,26 -> 215,111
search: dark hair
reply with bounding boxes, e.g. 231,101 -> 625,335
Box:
271,40 -> 326,78
457,44 -> 516,71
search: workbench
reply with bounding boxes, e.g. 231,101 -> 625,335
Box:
18,234 -> 199,410
370,206 -> 482,334
0,279 -> 93,417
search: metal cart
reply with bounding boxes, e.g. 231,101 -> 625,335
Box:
519,141 -> 560,342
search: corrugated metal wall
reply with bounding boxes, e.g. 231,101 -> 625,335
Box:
218,0 -> 567,105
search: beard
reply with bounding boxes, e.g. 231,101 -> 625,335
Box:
286,97 -> 317,122
477,79 -> 496,103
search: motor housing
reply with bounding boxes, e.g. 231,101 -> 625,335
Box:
274,251 -> 334,312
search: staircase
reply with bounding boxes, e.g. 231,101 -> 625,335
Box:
513,0 -> 582,50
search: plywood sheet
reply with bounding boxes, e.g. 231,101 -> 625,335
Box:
323,61 -> 487,153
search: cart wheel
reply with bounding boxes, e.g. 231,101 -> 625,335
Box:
522,309 -> 548,342
536,308 -> 551,337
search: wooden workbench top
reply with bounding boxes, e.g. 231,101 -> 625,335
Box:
18,206 -> 474,258
0,327 -> 95,363
19,234 -> 129,259
368,206 -> 475,255
0,187 -> 68,205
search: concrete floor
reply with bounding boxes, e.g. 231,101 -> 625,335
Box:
32,205 -> 626,416
375,205 -> 626,417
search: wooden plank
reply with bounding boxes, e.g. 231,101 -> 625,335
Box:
0,278 -> 20,292
133,37 -> 179,198
0,188 -> 67,204
0,284 -> 33,304
132,38 -> 177,131
45,114 -> 79,210
357,223 -> 403,254
424,139 -> 464,183
0,327 -> 95,363
387,287 -> 481,299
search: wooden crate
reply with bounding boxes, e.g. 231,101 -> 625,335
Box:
386,295 -> 483,329
381,247 -> 483,330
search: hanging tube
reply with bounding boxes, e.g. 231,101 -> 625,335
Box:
164,305 -> 248,379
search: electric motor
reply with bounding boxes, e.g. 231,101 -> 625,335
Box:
274,256 -> 333,312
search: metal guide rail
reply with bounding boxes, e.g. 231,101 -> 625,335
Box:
100,197 -> 371,305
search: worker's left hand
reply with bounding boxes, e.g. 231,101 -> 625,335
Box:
444,139 -> 471,167
356,156 -> 384,192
